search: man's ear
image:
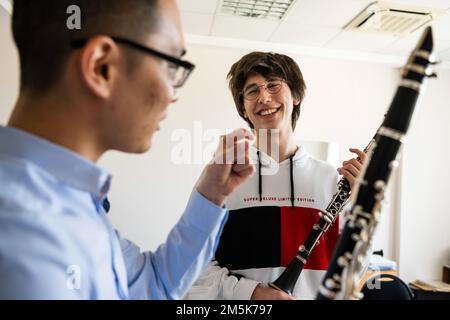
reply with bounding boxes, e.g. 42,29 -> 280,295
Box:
78,36 -> 120,99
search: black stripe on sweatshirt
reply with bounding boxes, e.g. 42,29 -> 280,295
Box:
215,206 -> 280,270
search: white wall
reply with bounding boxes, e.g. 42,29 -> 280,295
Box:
399,70 -> 450,282
1,9 -> 449,284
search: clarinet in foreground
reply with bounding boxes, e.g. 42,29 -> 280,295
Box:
269,138 -> 375,295
317,26 -> 436,300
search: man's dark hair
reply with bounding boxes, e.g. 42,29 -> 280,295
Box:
227,52 -> 306,130
12,0 -> 160,93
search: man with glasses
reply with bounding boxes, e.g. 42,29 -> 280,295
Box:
0,0 -> 255,299
186,52 -> 365,300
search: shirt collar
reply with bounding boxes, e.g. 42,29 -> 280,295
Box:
0,125 -> 112,199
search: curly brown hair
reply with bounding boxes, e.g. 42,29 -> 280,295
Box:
227,52 -> 306,130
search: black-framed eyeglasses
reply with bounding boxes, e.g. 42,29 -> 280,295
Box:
71,36 -> 195,88
242,79 -> 284,101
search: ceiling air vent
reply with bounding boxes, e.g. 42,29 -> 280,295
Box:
344,1 -> 447,36
221,0 -> 295,20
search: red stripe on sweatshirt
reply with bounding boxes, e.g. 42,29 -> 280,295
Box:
280,206 -> 339,270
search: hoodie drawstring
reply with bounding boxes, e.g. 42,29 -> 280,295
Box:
290,154 -> 295,207
257,149 -> 296,207
257,151 -> 262,202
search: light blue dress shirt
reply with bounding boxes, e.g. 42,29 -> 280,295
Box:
0,125 -> 228,299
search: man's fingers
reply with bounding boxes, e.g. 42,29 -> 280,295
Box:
233,164 -> 255,177
231,136 -> 252,165
214,133 -> 254,165
233,137 -> 253,173
221,135 -> 226,164
234,135 -> 238,164
350,148 -> 366,163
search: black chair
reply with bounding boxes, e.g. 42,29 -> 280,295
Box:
361,274 -> 414,300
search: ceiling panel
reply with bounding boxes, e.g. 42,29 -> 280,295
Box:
270,23 -> 341,47
211,15 -> 280,41
282,0 -> 373,27
181,12 -> 214,36
177,0 -> 219,14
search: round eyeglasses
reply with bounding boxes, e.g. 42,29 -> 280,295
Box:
242,79 -> 284,101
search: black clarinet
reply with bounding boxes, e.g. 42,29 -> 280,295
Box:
269,138 -> 375,295
317,26 -> 436,300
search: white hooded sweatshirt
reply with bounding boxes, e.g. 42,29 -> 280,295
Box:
186,146 -> 340,300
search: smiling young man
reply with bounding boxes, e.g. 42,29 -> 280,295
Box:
186,52 -> 365,300
0,0 -> 255,299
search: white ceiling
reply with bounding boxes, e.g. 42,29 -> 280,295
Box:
1,0 -> 449,64
178,0 -> 450,64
